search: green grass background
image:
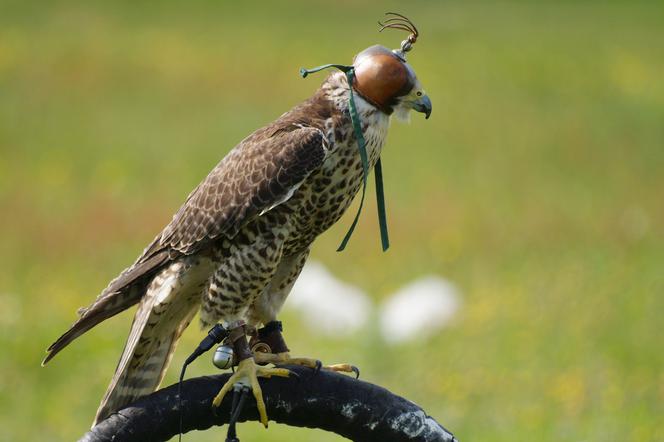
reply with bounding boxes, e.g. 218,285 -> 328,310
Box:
1,1 -> 662,440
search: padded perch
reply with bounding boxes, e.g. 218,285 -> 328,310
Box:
80,365 -> 457,442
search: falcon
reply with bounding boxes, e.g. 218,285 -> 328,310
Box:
44,13 -> 432,428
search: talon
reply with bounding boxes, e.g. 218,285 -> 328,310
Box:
271,356 -> 358,378
211,358 -> 292,428
322,363 -> 360,377
212,371 -> 239,408
249,366 -> 268,427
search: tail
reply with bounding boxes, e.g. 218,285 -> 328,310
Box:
42,250 -> 170,365
93,260 -> 203,426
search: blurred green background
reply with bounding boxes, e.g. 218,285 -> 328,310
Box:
1,1 -> 662,441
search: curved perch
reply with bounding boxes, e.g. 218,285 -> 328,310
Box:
80,365 -> 458,442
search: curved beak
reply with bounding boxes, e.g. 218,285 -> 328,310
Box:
411,94 -> 432,119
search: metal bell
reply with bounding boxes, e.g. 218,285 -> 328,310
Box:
212,344 -> 234,370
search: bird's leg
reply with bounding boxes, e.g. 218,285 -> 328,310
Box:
212,321 -> 291,428
251,321 -> 359,378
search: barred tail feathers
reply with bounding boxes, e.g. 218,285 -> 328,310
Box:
93,260 -> 209,426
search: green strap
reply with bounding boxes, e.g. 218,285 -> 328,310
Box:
336,68 -> 370,251
374,157 -> 390,250
300,64 -> 390,252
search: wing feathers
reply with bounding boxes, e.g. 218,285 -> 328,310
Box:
151,125 -> 328,257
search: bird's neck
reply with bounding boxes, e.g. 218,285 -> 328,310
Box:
321,72 -> 390,126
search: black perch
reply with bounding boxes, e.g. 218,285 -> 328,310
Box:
80,365 -> 457,442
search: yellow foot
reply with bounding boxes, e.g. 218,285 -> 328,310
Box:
324,363 -> 360,378
254,352 -> 360,378
212,358 -> 290,427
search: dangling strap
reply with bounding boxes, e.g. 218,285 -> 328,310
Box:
374,157 -> 389,250
300,64 -> 390,252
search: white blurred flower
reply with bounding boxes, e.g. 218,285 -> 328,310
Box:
286,261 -> 371,336
380,276 -> 461,344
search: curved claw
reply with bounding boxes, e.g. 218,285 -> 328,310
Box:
322,363 -> 359,377
314,360 -> 323,375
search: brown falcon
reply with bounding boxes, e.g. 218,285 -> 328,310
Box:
43,14 -> 432,427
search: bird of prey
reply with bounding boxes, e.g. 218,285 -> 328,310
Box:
43,13 -> 432,428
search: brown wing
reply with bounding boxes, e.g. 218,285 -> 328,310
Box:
143,124 -> 328,259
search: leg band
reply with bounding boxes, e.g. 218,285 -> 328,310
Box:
227,321 -> 252,362
249,320 -> 290,354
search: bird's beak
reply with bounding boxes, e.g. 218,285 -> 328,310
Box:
411,94 -> 432,119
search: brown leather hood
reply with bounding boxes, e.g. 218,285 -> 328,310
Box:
352,45 -> 416,113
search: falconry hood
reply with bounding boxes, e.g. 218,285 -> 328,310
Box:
352,13 -> 432,119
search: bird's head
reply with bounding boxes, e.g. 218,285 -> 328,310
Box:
351,13 -> 431,122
